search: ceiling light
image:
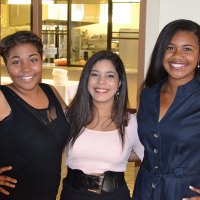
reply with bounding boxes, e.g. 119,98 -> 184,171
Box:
8,0 -> 54,4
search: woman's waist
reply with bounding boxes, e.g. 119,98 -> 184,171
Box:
141,162 -> 200,177
0,184 -> 58,199
64,167 -> 125,194
0,162 -> 61,189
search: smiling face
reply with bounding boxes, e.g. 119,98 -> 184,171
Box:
6,43 -> 42,92
163,30 -> 200,84
87,59 -> 121,106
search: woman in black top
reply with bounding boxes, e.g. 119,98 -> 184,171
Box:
0,31 -> 70,200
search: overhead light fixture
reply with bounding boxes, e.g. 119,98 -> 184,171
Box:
42,0 -> 54,4
112,0 -> 140,2
8,0 -> 31,4
8,0 -> 54,4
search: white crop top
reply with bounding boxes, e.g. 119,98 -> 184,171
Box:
66,114 -> 144,174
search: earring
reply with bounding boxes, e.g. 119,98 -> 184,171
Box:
115,90 -> 120,99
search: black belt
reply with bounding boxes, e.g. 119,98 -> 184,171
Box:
67,167 -> 125,194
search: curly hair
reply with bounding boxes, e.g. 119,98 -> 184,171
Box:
0,30 -> 43,65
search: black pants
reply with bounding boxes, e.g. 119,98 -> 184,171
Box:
0,188 -> 57,200
60,176 -> 131,200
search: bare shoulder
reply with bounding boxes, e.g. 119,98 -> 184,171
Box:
0,89 -> 7,106
0,90 -> 11,121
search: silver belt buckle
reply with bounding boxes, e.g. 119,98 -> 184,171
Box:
87,174 -> 104,194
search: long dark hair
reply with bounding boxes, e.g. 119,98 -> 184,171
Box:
143,19 -> 200,88
67,50 -> 128,146
0,30 -> 43,65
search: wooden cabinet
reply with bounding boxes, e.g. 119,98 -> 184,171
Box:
9,5 -> 31,26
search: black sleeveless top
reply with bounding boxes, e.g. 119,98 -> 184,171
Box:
0,83 -> 70,200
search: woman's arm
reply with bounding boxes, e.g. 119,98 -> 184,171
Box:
0,90 -> 11,121
0,91 -> 17,195
0,166 -> 17,195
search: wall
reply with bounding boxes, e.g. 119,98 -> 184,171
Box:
1,4 -> 30,37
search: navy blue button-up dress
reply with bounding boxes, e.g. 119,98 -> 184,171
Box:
132,78 -> 200,200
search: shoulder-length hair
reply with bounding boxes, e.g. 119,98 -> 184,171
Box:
143,19 -> 200,88
67,50 -> 128,146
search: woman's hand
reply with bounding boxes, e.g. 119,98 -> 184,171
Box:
183,186 -> 200,200
0,166 -> 17,195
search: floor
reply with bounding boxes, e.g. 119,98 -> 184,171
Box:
56,154 -> 137,199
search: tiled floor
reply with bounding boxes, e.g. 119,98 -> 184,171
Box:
56,154 -> 137,199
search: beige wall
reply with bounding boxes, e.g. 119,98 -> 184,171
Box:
1,4 -> 30,38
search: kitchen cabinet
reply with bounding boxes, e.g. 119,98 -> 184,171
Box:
9,5 -> 30,26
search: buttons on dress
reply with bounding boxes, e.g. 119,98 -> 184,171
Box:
154,149 -> 158,154
152,183 -> 156,188
154,133 -> 159,138
153,133 -> 159,175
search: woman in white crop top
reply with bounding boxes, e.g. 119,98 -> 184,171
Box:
60,50 -> 144,200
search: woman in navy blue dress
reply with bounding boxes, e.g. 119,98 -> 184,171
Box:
133,19 -> 200,200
